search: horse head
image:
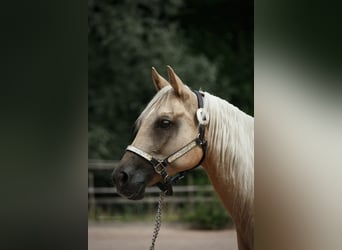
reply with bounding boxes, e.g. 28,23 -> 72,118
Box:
112,66 -> 205,199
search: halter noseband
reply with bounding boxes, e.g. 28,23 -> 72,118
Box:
126,90 -> 209,195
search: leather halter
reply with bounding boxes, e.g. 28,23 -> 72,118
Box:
126,90 -> 209,195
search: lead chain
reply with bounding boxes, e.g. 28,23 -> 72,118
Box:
149,191 -> 165,250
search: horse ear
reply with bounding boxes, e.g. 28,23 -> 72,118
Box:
166,65 -> 185,97
152,67 -> 169,91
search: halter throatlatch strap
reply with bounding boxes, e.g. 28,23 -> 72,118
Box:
126,89 -> 209,195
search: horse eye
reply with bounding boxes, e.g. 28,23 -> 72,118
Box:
158,119 -> 172,129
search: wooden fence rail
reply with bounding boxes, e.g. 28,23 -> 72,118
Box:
88,160 -> 215,205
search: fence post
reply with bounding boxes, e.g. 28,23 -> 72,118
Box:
88,172 -> 96,219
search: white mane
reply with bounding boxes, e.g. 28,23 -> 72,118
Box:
203,92 -> 254,213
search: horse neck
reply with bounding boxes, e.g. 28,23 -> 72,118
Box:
201,92 -> 254,232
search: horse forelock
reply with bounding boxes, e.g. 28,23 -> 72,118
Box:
135,86 -> 173,130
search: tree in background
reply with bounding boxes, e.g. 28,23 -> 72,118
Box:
89,0 -> 253,160
178,0 -> 253,114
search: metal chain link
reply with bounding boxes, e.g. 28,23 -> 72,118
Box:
149,191 -> 165,250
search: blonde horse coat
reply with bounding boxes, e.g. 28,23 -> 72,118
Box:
113,66 -> 254,250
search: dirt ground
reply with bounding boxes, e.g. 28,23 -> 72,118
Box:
88,221 -> 238,250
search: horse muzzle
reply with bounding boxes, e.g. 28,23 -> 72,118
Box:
112,153 -> 155,200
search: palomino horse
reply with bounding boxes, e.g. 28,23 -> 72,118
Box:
112,66 -> 254,250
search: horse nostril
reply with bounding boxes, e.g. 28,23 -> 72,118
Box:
118,171 -> 129,185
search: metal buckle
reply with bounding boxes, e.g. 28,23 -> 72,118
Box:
196,108 -> 209,125
154,162 -> 165,175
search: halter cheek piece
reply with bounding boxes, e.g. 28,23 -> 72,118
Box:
126,90 -> 209,195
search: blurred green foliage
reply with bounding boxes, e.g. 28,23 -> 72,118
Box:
89,0 -> 253,160
182,196 -> 233,230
